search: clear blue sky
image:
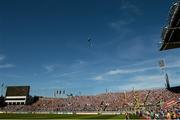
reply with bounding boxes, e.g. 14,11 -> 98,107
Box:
0,0 -> 180,97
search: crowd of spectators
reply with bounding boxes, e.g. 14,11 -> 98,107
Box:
0,88 -> 179,118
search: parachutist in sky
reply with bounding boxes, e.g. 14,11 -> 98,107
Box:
88,38 -> 93,48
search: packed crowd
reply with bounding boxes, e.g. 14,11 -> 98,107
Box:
142,109 -> 180,119
0,88 -> 179,117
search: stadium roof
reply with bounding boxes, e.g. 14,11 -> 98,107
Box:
6,86 -> 30,96
160,2 -> 180,51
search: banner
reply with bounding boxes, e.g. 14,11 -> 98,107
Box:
163,98 -> 177,109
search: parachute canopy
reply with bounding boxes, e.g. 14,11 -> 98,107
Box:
160,2 -> 180,51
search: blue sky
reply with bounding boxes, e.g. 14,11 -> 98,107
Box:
0,0 -> 180,97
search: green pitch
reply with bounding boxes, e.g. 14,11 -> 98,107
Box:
0,113 -> 139,119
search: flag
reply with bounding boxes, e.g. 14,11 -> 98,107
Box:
163,98 -> 177,109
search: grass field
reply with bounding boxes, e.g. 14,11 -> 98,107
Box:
0,113 -> 139,119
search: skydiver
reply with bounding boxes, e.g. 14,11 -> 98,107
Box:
88,38 -> 93,48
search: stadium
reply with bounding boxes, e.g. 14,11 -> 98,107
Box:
0,85 -> 179,119
0,0 -> 180,119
